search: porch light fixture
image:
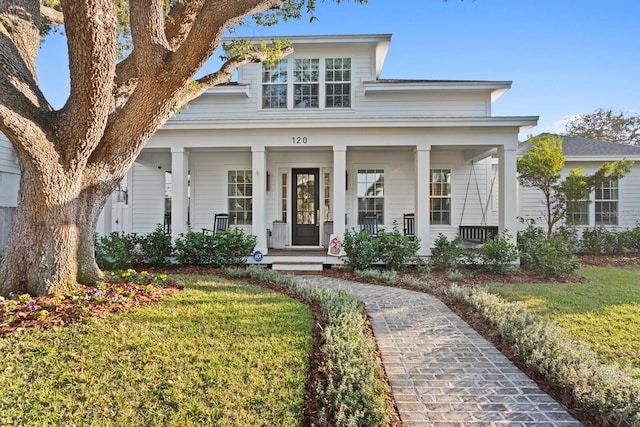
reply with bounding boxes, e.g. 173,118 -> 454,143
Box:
266,171 -> 270,191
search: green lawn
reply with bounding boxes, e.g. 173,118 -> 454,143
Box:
488,266 -> 640,370
0,276 -> 313,426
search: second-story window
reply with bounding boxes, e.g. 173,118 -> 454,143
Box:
325,58 -> 351,108
261,57 -> 352,110
293,59 -> 319,108
262,60 -> 288,109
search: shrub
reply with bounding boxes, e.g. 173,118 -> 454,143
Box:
478,233 -> 519,275
517,228 -> 579,278
139,225 -> 173,267
444,286 -> 640,427
579,226 -> 622,255
355,268 -> 397,283
429,234 -> 467,272
95,232 -> 135,270
618,225 -> 640,253
173,231 -> 216,265
342,229 -> 379,271
376,223 -> 421,270
210,228 -> 256,268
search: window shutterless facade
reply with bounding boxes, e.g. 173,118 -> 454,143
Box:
595,178 -> 618,225
262,57 -> 351,109
357,169 -> 384,224
430,169 -> 451,225
228,170 -> 252,225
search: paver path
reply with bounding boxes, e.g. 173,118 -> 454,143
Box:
298,276 -> 582,427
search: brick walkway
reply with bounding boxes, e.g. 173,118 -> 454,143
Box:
298,276 -> 582,427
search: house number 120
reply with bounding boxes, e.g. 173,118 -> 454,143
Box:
292,136 -> 308,144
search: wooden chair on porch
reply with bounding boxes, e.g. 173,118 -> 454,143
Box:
360,216 -> 379,235
403,213 -> 415,237
202,213 -> 229,235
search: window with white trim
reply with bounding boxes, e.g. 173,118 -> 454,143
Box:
595,178 -> 618,225
228,170 -> 252,225
357,169 -> 384,224
293,59 -> 319,108
325,58 -> 351,108
262,60 -> 288,109
261,57 -> 351,109
430,169 -> 451,225
566,200 -> 589,225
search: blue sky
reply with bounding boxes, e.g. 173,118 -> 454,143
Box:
36,0 -> 639,139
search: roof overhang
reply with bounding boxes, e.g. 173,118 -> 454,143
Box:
363,80 -> 512,99
161,115 -> 539,132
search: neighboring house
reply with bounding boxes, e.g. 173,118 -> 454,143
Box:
518,134 -> 640,231
100,33 -> 537,258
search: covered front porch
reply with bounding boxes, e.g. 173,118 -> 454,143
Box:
152,131 -> 521,257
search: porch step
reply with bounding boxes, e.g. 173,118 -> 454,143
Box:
272,261 -> 324,273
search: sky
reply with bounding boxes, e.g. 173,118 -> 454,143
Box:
36,0 -> 640,139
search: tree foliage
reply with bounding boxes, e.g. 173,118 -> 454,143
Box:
564,108 -> 640,146
518,134 -> 634,237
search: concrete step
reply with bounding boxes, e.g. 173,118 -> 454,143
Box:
272,261 -> 324,272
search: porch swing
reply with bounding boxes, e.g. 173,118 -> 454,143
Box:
458,161 -> 499,244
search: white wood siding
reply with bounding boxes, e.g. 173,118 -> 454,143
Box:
130,161 -> 166,234
0,134 -> 19,207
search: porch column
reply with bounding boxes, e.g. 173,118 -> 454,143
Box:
415,147 -> 431,255
498,146 -> 518,245
332,146 -> 347,238
252,147 -> 268,254
170,147 -> 189,240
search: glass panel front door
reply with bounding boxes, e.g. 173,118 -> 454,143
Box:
292,168 -> 320,245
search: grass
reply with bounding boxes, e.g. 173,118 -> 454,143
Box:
0,275 -> 313,426
488,266 -> 640,370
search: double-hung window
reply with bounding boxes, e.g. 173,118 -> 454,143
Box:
293,59 -> 319,108
595,178 -> 618,225
262,60 -> 288,109
325,58 -> 351,108
357,169 -> 384,224
430,169 -> 451,225
566,200 -> 589,225
228,170 -> 252,225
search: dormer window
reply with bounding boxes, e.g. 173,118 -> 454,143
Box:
261,57 -> 351,109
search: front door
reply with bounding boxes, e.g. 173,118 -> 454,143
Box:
292,168 -> 320,246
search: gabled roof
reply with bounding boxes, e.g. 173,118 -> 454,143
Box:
518,133 -> 640,159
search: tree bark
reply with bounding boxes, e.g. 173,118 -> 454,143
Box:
0,166 -> 81,296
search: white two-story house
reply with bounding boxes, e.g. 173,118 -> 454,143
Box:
96,33 -> 538,262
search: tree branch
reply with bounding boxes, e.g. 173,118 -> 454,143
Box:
40,5 -> 64,24
129,0 -> 170,74
57,0 -> 117,166
183,45 -> 294,102
165,0 -> 205,50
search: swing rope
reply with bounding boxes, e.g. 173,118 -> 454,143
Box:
459,160 -> 498,227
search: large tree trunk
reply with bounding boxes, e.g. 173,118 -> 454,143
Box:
0,168 -> 82,296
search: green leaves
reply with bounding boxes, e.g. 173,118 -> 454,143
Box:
564,108 -> 640,146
